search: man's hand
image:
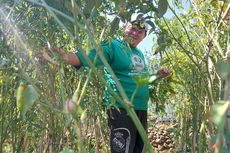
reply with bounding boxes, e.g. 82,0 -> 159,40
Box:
35,46 -> 82,66
35,46 -> 66,65
156,67 -> 172,78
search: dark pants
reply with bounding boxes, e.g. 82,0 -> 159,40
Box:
107,107 -> 147,153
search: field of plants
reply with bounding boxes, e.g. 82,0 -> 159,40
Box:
0,0 -> 230,153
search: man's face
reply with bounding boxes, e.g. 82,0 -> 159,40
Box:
124,23 -> 146,47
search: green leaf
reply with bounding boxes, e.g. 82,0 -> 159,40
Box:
211,133 -> 230,152
0,58 -> 7,66
216,61 -> 230,79
84,0 -> 98,18
157,34 -> 165,45
85,0 -> 96,11
211,135 -> 218,145
80,109 -> 87,123
166,127 -> 177,133
59,148 -> 75,153
225,132 -> 230,144
16,83 -> 39,120
154,43 -> 167,53
219,147 -> 229,153
210,0 -> 218,7
158,0 -> 168,18
133,74 -> 161,86
133,75 -> 150,86
211,101 -> 229,130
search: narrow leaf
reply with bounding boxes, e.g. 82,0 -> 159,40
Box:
216,61 -> 230,79
211,101 -> 229,130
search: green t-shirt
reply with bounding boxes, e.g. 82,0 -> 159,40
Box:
75,39 -> 149,110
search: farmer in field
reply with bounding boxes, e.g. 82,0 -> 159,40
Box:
37,18 -> 171,153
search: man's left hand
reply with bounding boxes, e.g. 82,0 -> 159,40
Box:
157,68 -> 172,78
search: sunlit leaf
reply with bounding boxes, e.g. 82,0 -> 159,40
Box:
210,0 -> 218,7
16,82 -> 39,120
133,74 -> 161,87
80,109 -> 87,123
28,50 -> 33,57
149,75 -> 161,84
133,75 -> 149,86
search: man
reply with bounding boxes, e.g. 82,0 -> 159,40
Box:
37,18 -> 171,153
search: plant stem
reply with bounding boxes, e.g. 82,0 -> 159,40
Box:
131,86 -> 139,103
162,17 -> 200,70
191,0 -> 224,57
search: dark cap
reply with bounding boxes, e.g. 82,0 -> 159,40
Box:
131,19 -> 148,31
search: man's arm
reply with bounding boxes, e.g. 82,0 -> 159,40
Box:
62,52 -> 82,66
36,47 -> 82,67
37,41 -> 114,67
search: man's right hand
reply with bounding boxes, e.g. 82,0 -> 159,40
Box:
35,46 -> 82,67
35,46 -> 65,65
156,67 -> 172,78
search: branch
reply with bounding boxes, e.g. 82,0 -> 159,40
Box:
168,5 -> 191,43
217,3 -> 230,29
168,4 -> 199,63
162,17 -> 201,70
191,0 -> 225,57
